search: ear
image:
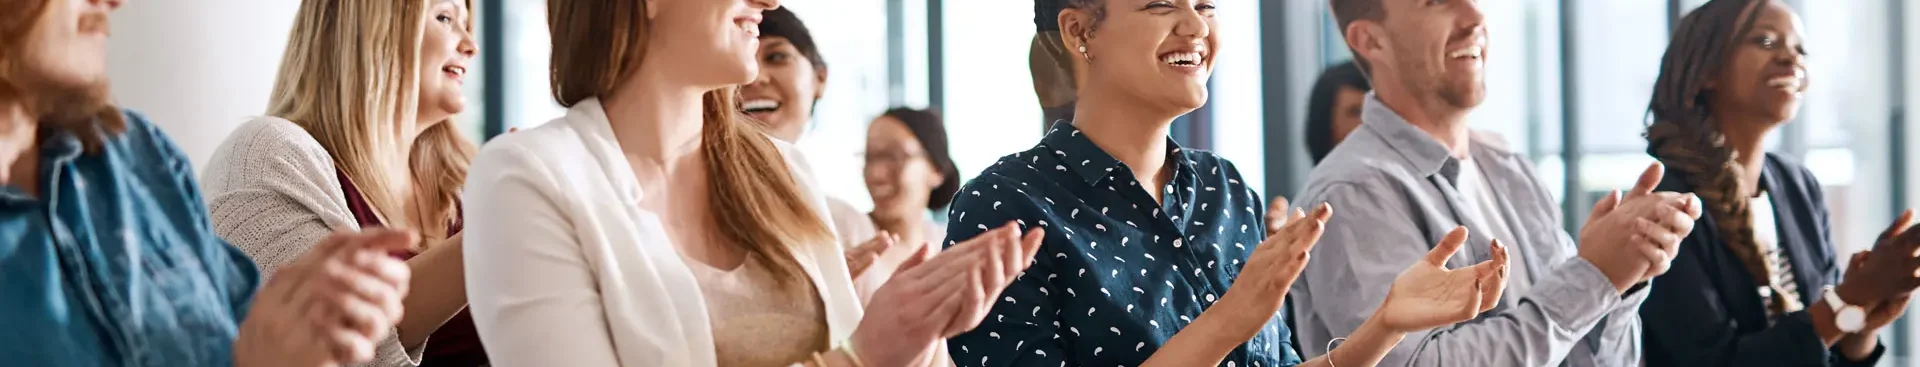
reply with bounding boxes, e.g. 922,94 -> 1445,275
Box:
1344,20 -> 1385,72
1059,8 -> 1095,58
813,65 -> 830,102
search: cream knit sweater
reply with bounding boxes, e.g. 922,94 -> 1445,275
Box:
200,116 -> 426,367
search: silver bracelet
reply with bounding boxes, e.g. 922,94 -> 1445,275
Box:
1326,337 -> 1349,367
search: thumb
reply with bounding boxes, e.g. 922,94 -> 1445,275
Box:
1587,190 -> 1622,221
1425,227 -> 1470,267
1880,210 -> 1915,243
1628,162 -> 1665,198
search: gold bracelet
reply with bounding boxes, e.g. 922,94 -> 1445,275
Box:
1326,337 -> 1349,367
839,340 -> 869,367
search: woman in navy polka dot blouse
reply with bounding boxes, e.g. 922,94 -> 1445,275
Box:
942,1 -> 1515,367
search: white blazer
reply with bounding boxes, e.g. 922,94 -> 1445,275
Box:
462,98 -> 865,366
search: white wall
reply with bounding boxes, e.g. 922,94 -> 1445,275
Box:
108,0 -> 300,170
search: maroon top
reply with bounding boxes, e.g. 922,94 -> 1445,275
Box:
339,170 -> 488,367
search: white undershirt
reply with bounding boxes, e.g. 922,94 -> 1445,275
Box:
1751,191 -> 1804,314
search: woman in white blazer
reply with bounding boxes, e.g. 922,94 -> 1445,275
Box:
461,0 -> 1041,366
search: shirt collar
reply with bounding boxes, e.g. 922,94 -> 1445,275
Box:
1040,121 -> 1193,187
0,129 -> 85,204
1361,93 -> 1460,179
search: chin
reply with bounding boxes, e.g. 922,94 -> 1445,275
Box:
1166,89 -> 1209,111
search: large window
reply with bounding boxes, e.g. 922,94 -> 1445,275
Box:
940,2 -> 1044,181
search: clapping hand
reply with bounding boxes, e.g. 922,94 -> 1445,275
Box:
1238,203 -> 1332,306
846,231 -> 899,279
1579,162 -> 1702,292
849,222 -> 1045,367
1843,250 -> 1915,333
233,229 -> 416,367
1836,210 -> 1920,305
1376,227 -> 1510,331
1265,195 -> 1291,237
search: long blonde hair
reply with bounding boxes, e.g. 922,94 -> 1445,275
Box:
548,0 -> 833,286
268,0 -> 477,241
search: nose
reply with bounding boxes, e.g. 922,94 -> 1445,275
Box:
748,0 -> 779,10
458,27 -> 479,59
1455,0 -> 1487,39
98,0 -> 124,10
1773,44 -> 1802,67
1173,7 -> 1211,39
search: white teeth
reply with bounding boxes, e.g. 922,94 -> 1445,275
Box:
1449,46 -> 1483,59
1767,77 -> 1802,89
742,22 -> 759,37
1161,52 -> 1202,66
742,99 -> 780,112
444,66 -> 465,76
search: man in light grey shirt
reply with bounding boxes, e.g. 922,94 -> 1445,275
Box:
1292,1 -> 1704,366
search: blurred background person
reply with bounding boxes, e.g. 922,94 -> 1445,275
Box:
1032,0 -> 1077,131
1303,61 -> 1369,165
199,0 -> 485,365
1639,1 -> 1917,366
742,6 -> 884,251
860,107 -> 959,249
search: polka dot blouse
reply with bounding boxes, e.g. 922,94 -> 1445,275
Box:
943,123 -> 1300,367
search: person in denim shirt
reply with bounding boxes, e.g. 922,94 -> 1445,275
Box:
0,0 -> 415,366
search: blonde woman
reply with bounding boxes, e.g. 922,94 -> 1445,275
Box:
200,0 -> 485,365
462,0 -> 1042,366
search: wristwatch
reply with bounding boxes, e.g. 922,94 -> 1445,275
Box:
1822,285 -> 1866,333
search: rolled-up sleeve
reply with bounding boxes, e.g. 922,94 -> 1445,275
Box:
1294,182 -> 1625,367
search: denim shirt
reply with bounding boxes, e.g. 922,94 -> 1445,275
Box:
945,123 -> 1299,367
0,110 -> 260,366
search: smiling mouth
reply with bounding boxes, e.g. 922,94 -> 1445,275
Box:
737,18 -> 761,37
443,65 -> 467,78
1160,51 -> 1205,67
742,99 -> 781,114
1448,45 -> 1484,60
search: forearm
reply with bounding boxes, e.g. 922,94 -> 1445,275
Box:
1837,332 -> 1878,362
397,238 -> 468,348
1298,317 -> 1407,367
1139,291 -> 1274,367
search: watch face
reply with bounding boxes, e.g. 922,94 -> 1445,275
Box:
1838,307 -> 1867,332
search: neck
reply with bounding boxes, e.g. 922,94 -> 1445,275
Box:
1374,81 -> 1473,158
1718,115 -> 1774,196
603,67 -> 710,174
0,100 -> 39,193
869,208 -> 926,245
1071,89 -> 1178,198
770,123 -> 804,144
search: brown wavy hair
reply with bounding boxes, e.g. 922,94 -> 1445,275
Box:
1644,0 -> 1792,314
0,0 -> 125,152
548,0 -> 832,286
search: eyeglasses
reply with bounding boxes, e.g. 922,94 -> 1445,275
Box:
862,150 -> 928,165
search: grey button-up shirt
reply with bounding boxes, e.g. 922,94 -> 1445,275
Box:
1291,94 -> 1649,367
